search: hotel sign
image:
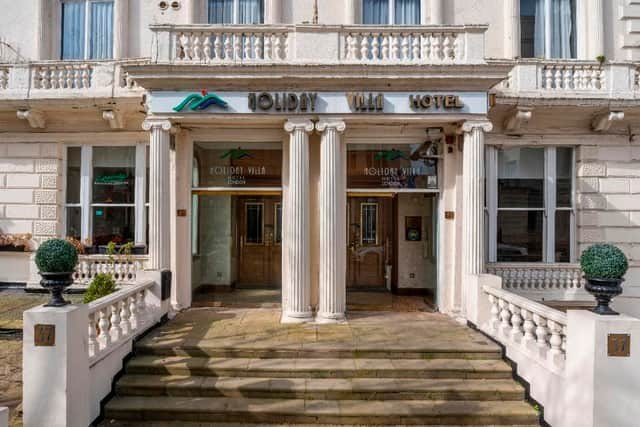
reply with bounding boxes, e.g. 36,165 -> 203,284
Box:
150,91 -> 487,115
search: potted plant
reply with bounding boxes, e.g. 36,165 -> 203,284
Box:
35,238 -> 79,307
580,243 -> 628,315
0,233 -> 32,252
83,273 -> 117,304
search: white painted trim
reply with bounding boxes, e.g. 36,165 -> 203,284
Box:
347,188 -> 439,193
80,145 -> 93,243
485,146 -> 498,263
0,132 -> 147,144
544,147 -> 557,263
135,143 -> 146,245
192,187 -> 283,192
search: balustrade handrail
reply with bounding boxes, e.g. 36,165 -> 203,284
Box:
483,285 -> 568,325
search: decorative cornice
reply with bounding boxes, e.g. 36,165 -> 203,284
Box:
316,118 -> 346,133
460,120 -> 493,133
142,119 -> 172,132
284,118 -> 314,134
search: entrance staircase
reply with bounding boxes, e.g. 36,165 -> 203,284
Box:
102,309 -> 540,426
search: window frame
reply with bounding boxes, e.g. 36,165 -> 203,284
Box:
486,145 -> 575,263
361,0 -> 422,25
60,0 -> 114,60
207,0 -> 264,24
360,202 -> 379,246
244,202 -> 265,245
63,143 -> 148,247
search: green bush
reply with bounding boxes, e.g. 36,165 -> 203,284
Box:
580,244 -> 628,279
35,239 -> 78,273
84,273 -> 117,304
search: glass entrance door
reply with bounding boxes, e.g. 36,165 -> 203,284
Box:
346,197 -> 394,289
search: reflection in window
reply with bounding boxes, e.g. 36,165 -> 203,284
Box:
66,207 -> 81,240
361,203 -> 378,245
498,211 -> 544,262
93,147 -> 136,204
245,203 -> 264,244
92,206 -> 135,245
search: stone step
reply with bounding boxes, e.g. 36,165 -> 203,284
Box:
126,356 -> 514,380
104,396 -> 540,425
102,421 -> 541,427
116,375 -> 525,401
135,343 -> 502,360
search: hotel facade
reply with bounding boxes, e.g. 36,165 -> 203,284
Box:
1,0 -> 639,323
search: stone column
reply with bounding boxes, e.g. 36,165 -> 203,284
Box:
345,0 -> 356,24
267,0 -> 283,24
461,121 -> 492,277
113,0 -> 129,59
430,0 -> 444,24
316,119 -> 347,323
143,119 -> 172,271
504,0 -> 520,59
282,119 -> 314,323
589,0 -> 604,58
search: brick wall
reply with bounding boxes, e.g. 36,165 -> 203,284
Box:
577,143 -> 640,297
0,142 -> 61,245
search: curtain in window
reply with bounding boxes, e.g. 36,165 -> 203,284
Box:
239,0 -> 263,24
208,0 -> 234,23
395,0 -> 420,25
534,0 -> 574,58
549,0 -> 573,58
62,1 -> 86,59
363,0 -> 389,24
90,1 -> 114,59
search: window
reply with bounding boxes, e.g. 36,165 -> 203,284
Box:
274,202 -> 282,244
61,0 -> 114,60
520,0 -> 576,58
208,0 -> 264,24
192,157 -> 200,256
245,202 -> 264,244
363,0 -> 420,25
64,145 -> 148,249
361,203 -> 379,245
486,146 -> 575,263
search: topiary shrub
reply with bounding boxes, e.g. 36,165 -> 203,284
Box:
84,273 -> 117,304
580,244 -> 628,279
35,238 -> 78,273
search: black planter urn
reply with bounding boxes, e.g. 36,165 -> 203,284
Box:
585,278 -> 623,316
39,271 -> 75,307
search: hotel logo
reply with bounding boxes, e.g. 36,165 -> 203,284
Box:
173,90 -> 228,112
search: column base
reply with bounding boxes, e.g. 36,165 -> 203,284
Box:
281,311 -> 314,324
315,312 -> 347,324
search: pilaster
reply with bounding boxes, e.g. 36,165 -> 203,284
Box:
504,0 -> 520,59
316,119 -> 347,323
460,120 -> 492,316
430,0 -> 444,24
589,0 -> 604,58
282,119 -> 314,323
142,119 -> 172,271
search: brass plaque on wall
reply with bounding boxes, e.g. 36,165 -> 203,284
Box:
445,211 -> 455,220
607,334 -> 630,357
34,324 -> 55,347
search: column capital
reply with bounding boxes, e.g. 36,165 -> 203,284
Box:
142,119 -> 173,132
316,118 -> 346,133
460,120 -> 493,134
284,118 -> 315,134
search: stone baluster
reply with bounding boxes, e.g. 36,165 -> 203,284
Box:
420,34 -> 430,60
412,35 -> 420,61
110,302 -> 122,342
137,289 -> 147,324
214,34 -> 222,59
499,298 -> 511,333
547,320 -> 563,357
273,35 -> 282,60
88,313 -> 98,356
391,34 -> 400,60
553,68 -> 562,89
509,303 -> 523,340
224,35 -> 232,59
431,34 -> 441,61
488,295 -> 500,331
371,36 -> 380,60
254,35 -> 263,60
129,295 -> 138,330
563,67 -> 572,89
282,119 -> 314,323
97,307 -> 111,348
317,119 -> 347,323
203,36 -> 212,61
381,35 -> 390,61
442,34 -> 452,61
544,67 -> 553,89
243,34 -> 251,59
401,34 -> 410,60
65,66 -> 73,88
522,308 -> 535,345
360,35 -> 369,60
120,299 -> 131,336
233,34 -> 242,59
453,34 -> 461,60
533,313 -> 548,350
264,34 -> 272,60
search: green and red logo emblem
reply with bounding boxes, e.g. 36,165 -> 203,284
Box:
173,90 -> 228,112
374,150 -> 407,161
220,148 -> 251,160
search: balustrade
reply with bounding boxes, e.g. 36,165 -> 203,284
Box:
73,255 -> 148,285
0,67 -> 8,89
32,63 -> 92,90
486,263 -> 585,297
483,286 -> 567,372
541,63 -> 605,90
87,280 -> 154,364
342,30 -> 463,63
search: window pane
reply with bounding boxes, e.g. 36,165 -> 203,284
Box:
549,0 -> 576,59
66,207 -> 81,240
92,206 -> 135,245
556,147 -> 573,208
66,147 -> 81,204
361,204 -> 378,244
555,210 -> 571,262
208,0 -> 234,23
92,147 -> 136,204
274,203 -> 282,244
363,0 -> 389,24
239,0 -> 263,24
395,0 -> 420,24
90,1 -> 114,59
498,147 -> 544,208
245,203 -> 263,244
192,195 -> 199,255
520,0 -> 537,58
61,1 -> 86,59
497,211 -> 543,262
